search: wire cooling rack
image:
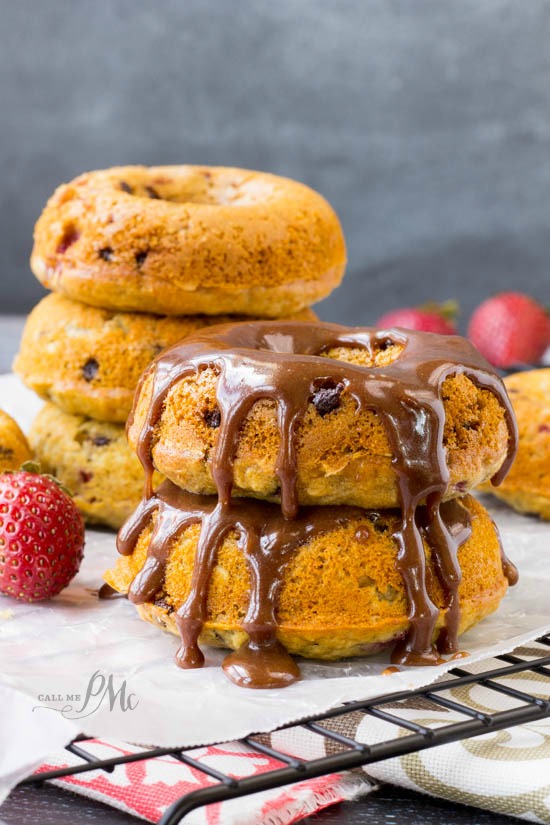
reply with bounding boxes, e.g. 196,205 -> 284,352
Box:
19,634 -> 550,825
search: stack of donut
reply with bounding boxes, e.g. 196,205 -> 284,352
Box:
104,319 -> 520,687
15,165 -> 346,528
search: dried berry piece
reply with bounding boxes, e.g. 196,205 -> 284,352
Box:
135,250 -> 148,267
119,181 -> 133,193
145,185 -> 160,199
57,225 -> 80,254
98,247 -> 114,261
91,435 -> 111,447
79,470 -> 93,483
311,382 -> 344,417
82,358 -> 99,382
203,408 -> 221,429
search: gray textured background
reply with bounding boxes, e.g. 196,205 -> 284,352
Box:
1,0 -> 549,328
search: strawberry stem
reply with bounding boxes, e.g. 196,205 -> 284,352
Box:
419,300 -> 460,321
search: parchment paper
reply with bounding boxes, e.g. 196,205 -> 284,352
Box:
1,374 -> 549,751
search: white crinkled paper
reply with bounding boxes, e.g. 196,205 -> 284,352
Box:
1,373 -> 550,752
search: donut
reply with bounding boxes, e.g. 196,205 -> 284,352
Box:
480,368 -> 550,519
105,488 -> 514,668
30,165 -> 346,317
128,320 -> 517,512
14,293 -> 317,424
29,403 -> 162,529
0,410 -> 33,472
117,321 -> 518,684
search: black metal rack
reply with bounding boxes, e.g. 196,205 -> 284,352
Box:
19,634 -> 550,825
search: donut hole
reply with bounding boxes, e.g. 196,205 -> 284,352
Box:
323,339 -> 405,369
120,169 -> 276,207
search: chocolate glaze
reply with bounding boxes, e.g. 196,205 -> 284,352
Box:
118,482 -> 363,688
121,321 -> 518,685
98,582 -> 126,600
117,481 -> 503,687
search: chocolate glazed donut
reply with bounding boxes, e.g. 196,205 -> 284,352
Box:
119,321 -> 518,687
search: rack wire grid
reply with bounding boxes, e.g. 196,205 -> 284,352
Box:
18,633 -> 550,824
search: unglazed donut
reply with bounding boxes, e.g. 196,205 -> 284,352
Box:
128,321 -> 516,511
105,488 -> 513,662
29,403 -> 162,529
30,165 -> 346,317
14,293 -> 317,424
480,368 -> 550,519
0,410 -> 33,472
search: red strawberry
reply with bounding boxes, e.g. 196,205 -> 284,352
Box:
468,292 -> 550,368
0,463 -> 85,602
377,301 -> 458,335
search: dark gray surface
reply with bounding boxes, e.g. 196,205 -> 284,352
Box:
0,783 -> 514,825
1,0 -> 550,325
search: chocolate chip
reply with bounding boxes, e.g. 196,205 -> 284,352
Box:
82,358 -> 99,382
378,337 -> 394,351
119,181 -> 133,193
368,512 -> 388,533
311,382 -> 343,417
145,185 -> 160,199
79,470 -> 93,483
135,250 -> 148,267
57,226 -> 80,254
98,246 -> 114,261
91,435 -> 111,447
0,446 -> 14,458
203,408 -> 221,428
154,596 -> 174,614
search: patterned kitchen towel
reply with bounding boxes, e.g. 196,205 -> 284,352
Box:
36,739 -> 373,824
32,640 -> 550,824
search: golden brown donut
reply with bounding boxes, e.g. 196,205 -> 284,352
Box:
14,293 -> 317,424
104,492 -> 510,660
128,322 -> 514,510
480,368 -> 550,519
29,403 -> 162,529
0,410 -> 33,472
30,165 -> 346,317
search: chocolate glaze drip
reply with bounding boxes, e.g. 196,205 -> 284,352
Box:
122,321 -> 518,684
117,481 -> 507,687
118,482 -> 364,687
98,582 -> 126,600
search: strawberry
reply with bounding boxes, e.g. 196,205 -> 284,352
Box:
377,301 -> 458,335
468,292 -> 550,368
0,463 -> 85,602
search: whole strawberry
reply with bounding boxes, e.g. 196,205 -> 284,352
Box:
468,292 -> 550,368
0,463 -> 84,602
377,301 -> 458,335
